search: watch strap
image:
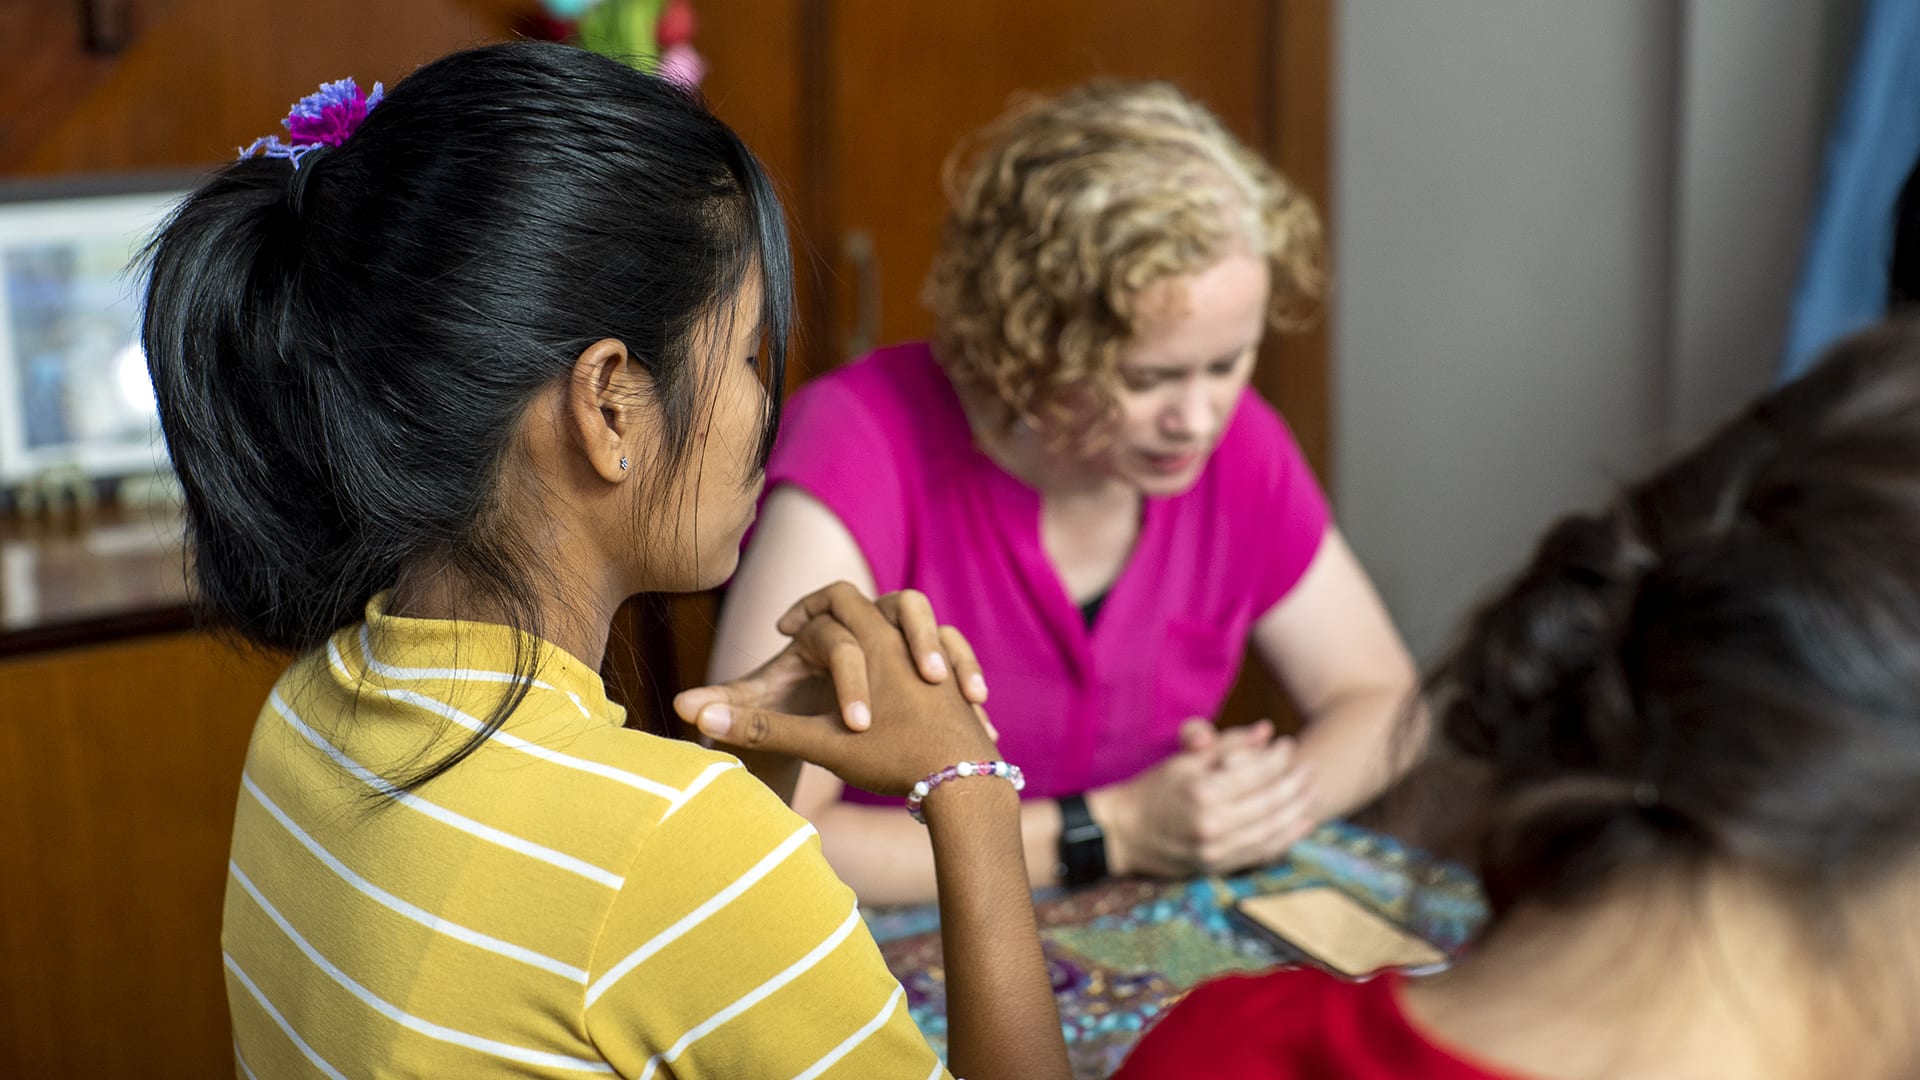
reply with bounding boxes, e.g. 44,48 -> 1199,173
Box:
1055,793 -> 1109,887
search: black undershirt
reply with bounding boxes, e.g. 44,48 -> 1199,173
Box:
1079,589 -> 1110,628
1073,504 -> 1142,631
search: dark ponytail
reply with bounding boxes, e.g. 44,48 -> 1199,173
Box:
1429,322 -> 1920,918
141,42 -> 791,789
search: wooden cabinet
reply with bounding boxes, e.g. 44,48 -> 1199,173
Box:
1,0 -> 503,175
0,631 -> 283,1075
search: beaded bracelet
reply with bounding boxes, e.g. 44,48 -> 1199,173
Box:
906,760 -> 1026,824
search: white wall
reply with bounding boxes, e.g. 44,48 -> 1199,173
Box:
1332,0 -> 1853,658
1667,0 -> 1855,441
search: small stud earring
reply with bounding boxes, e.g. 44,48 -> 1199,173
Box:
618,456 -> 629,472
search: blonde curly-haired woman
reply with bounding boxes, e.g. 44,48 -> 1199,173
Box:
713,81 -> 1421,904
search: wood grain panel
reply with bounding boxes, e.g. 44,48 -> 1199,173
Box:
1223,0 -> 1334,735
697,0 -> 827,400
8,0 -> 506,175
818,0 -> 1274,368
700,0 -> 806,225
0,632 -> 285,1075
1263,0 -> 1334,480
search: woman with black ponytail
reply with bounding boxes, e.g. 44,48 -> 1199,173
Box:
145,43 -> 1068,1079
1118,323 -> 1920,1079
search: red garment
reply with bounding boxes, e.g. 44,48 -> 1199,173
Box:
1114,969 -> 1523,1080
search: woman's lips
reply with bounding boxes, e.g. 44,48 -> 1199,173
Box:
1140,448 -> 1202,475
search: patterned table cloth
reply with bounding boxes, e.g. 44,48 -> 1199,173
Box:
862,821 -> 1487,1079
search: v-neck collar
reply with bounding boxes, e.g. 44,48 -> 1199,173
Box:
923,361 -> 1166,678
966,442 -> 1166,677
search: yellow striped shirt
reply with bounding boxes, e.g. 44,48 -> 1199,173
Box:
224,595 -> 948,1078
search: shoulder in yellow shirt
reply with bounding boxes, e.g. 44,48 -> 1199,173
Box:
224,596 -> 948,1079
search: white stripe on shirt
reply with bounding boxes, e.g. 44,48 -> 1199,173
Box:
326,638 -> 355,682
224,954 -> 349,1080
637,906 -> 865,1080
268,689 -> 624,889
587,822 -> 818,1006
355,626 -> 557,687
354,627 -> 593,719
789,985 -> 907,1080
229,863 -> 616,1074
377,686 -> 687,802
662,761 -> 739,822
241,772 -> 590,983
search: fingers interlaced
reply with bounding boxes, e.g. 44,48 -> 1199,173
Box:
780,585 -> 974,692
972,704 -> 999,743
763,584 -> 993,737
777,581 -> 895,641
791,615 -> 873,730
940,625 -> 989,703
877,590 -> 949,681
698,702 -> 847,765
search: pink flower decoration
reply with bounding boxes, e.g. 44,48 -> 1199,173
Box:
657,44 -> 706,90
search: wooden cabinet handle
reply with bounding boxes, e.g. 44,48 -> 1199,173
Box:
842,228 -> 880,359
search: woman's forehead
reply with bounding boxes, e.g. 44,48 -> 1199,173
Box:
1121,255 -> 1269,369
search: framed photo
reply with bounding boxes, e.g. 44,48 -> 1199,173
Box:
0,177 -> 191,485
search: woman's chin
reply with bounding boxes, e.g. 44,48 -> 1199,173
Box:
697,549 -> 744,591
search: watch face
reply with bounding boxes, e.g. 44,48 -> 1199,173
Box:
1063,821 -> 1105,845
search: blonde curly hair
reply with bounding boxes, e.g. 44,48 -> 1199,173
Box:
923,80 -> 1324,444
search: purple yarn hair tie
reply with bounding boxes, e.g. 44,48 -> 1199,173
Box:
239,78 -> 385,168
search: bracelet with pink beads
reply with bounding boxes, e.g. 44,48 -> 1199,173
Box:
906,760 -> 1026,824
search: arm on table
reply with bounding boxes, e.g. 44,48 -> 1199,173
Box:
794,727 -> 1302,904
1251,527 -> 1425,820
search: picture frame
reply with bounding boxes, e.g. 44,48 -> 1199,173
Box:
0,175 -> 193,486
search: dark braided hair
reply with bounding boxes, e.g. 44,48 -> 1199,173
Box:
1428,321 -> 1920,918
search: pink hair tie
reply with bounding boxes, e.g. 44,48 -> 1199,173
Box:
906,760 -> 1026,824
239,77 -> 385,168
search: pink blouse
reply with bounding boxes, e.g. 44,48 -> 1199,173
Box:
762,343 -> 1329,802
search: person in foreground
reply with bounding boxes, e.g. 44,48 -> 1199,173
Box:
144,43 -> 1068,1079
1116,324 -> 1920,1079
712,80 -> 1420,905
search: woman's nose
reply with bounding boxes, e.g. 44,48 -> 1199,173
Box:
1161,381 -> 1212,439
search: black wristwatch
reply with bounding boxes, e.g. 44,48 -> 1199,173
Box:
1055,793 -> 1109,888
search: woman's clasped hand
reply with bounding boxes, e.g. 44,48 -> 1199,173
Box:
676,583 -> 1001,798
1093,718 -> 1320,878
